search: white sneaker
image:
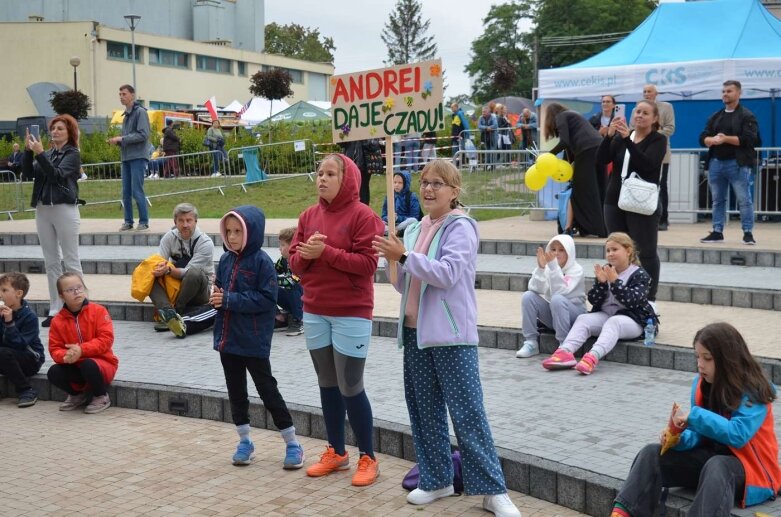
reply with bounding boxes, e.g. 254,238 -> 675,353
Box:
407,485 -> 454,505
516,340 -> 539,358
483,493 -> 521,517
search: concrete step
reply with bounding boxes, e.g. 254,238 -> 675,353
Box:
7,320 -> 778,517
3,245 -> 780,311
3,229 -> 780,268
19,273 -> 781,381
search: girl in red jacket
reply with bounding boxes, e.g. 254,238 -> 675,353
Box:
289,153 -> 384,487
612,322 -> 780,516
47,273 -> 119,414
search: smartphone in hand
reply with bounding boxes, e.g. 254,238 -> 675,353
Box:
30,125 -> 40,140
613,104 -> 626,120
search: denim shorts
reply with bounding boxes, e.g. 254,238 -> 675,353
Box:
303,312 -> 372,359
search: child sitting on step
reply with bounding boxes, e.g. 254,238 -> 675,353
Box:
47,273 -> 118,414
0,272 -> 45,408
542,232 -> 657,375
611,322 -> 781,516
517,234 -> 585,358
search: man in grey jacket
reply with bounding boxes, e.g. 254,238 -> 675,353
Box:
642,84 -> 676,231
149,203 -> 215,337
109,84 -> 150,231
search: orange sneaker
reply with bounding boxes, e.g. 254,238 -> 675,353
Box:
305,446 -> 349,477
351,454 -> 379,486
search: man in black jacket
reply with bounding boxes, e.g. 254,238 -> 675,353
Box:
699,80 -> 759,245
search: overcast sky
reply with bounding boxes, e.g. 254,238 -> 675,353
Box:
265,0 -> 679,100
265,0 -> 500,98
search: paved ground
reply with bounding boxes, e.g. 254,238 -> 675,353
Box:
1,216 -> 780,251
5,244 -> 780,291
20,274 -> 781,360
0,401 -> 586,517
29,321 -> 781,483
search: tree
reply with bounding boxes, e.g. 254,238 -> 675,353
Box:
464,2 -> 534,102
49,90 -> 91,120
249,68 -> 294,142
264,23 -> 335,63
465,0 -> 657,102
381,0 -> 438,65
532,0 -> 657,69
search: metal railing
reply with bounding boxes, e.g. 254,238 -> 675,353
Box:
0,170 -> 21,219
452,149 -> 538,210
226,139 -> 316,180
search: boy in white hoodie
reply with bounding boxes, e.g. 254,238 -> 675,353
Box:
517,234 -> 585,358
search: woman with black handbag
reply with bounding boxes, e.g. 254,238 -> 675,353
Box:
22,114 -> 84,327
596,100 -> 666,302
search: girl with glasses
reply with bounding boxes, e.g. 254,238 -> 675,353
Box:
373,160 -> 521,516
47,273 -> 118,414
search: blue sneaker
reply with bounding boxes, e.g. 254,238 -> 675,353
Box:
283,443 -> 305,470
232,439 -> 255,466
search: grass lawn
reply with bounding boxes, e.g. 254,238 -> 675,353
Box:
3,168 -> 533,222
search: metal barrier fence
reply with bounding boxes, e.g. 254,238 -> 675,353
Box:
666,147 -> 781,222
452,149 -> 538,210
226,139 -> 316,179
0,170 -> 20,219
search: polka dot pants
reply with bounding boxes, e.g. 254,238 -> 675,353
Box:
402,327 -> 507,495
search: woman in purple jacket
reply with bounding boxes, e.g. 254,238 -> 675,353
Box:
373,160 -> 520,517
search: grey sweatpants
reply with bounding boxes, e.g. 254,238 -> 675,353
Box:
560,311 -> 642,359
35,204 -> 83,316
521,291 -> 585,344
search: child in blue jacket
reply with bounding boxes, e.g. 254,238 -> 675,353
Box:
382,171 -> 421,235
0,273 -> 45,407
210,205 -> 304,469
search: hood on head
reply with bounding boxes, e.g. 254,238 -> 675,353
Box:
394,171 -> 412,194
219,205 -> 266,254
546,234 -> 577,270
321,153 -> 360,209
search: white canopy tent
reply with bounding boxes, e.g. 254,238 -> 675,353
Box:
240,97 -> 291,125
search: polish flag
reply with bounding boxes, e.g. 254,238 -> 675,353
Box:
204,96 -> 218,121
237,97 -> 252,118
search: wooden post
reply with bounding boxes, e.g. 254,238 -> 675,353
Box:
386,138 -> 397,284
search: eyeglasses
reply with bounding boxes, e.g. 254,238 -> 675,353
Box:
62,286 -> 85,295
420,180 -> 450,191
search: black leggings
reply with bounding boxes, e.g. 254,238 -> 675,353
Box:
47,359 -> 107,396
604,203 -> 661,301
219,352 -> 293,430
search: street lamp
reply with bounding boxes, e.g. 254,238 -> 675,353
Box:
69,56 -> 81,91
123,14 -> 141,91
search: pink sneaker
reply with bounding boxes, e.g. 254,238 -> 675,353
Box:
575,352 -> 599,375
542,349 -> 576,370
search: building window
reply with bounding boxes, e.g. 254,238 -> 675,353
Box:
149,48 -> 189,68
149,101 -> 192,111
107,41 -> 142,62
237,61 -> 247,76
260,66 -> 303,84
196,55 -> 232,74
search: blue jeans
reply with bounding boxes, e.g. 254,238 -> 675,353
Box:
122,158 -> 148,225
277,285 -> 303,320
708,158 -> 754,232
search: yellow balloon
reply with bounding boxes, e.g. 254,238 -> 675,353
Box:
535,152 -> 559,176
524,165 -> 547,191
552,160 -> 574,183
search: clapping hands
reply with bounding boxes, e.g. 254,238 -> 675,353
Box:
594,264 -> 617,284
536,247 -> 555,269
297,231 -> 327,260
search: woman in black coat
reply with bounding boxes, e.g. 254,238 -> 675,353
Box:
544,103 -> 606,237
